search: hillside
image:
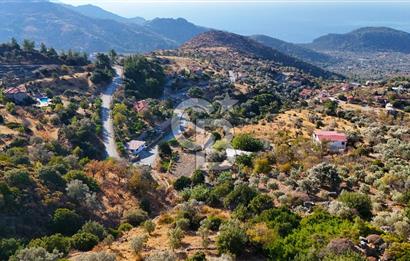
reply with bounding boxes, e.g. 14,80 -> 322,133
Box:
307,27 -> 410,53
67,4 -> 146,25
181,30 -> 341,79
0,1 -> 176,53
144,18 -> 209,44
250,34 -> 336,65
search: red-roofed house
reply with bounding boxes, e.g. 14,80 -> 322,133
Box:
313,130 -> 347,152
4,86 -> 29,103
133,100 -> 149,113
299,88 -> 314,99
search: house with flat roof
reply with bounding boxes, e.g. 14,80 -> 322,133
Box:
313,130 -> 347,152
127,140 -> 147,155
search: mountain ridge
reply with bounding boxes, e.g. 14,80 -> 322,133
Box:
250,34 -> 336,65
67,4 -> 146,25
0,1 -> 208,53
0,1 -> 177,53
306,26 -> 410,53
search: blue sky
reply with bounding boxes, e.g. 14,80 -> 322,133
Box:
59,0 -> 410,42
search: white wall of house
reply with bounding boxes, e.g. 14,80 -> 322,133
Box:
129,145 -> 146,155
312,134 -> 346,152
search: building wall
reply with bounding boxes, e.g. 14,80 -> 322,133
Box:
312,134 -> 346,152
130,145 -> 146,155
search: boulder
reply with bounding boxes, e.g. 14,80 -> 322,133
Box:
326,238 -> 358,255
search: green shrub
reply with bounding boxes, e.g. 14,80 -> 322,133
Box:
224,184 -> 257,210
256,207 -> 300,237
203,216 -> 222,231
216,220 -> 248,255
122,208 -> 148,227
266,210 -> 358,260
168,227 -> 184,250
71,232 -> 99,251
0,238 -> 22,260
175,218 -> 190,231
4,169 -> 31,188
6,102 -> 16,114
52,208 -> 83,235
339,191 -> 372,220
117,223 -> 133,234
232,134 -> 264,152
143,220 -> 156,235
235,154 -> 254,168
80,221 -> 107,241
159,142 -> 172,159
191,170 -> 205,186
190,185 -> 210,202
11,247 -> 62,261
174,176 -> 191,191
64,170 -> 99,191
28,233 -> 71,255
130,235 -> 148,254
38,166 -> 65,188
187,251 -> 206,261
248,194 -> 274,214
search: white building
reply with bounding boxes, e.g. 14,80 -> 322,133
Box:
385,103 -> 397,115
127,140 -> 147,155
226,148 -> 252,162
313,131 -> 347,152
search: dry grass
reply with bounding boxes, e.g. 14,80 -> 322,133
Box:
234,109 -> 359,142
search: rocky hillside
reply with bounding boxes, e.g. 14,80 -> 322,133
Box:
307,27 -> 410,53
182,30 -> 341,79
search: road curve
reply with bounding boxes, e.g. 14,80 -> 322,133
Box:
101,66 -> 122,159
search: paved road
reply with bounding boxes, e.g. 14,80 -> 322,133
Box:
136,132 -> 175,166
101,66 -> 122,159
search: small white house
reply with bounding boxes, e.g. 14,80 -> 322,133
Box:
385,103 -> 397,115
226,148 -> 252,162
127,140 -> 146,155
313,131 -> 347,152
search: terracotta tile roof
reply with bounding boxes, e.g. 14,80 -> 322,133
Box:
4,86 -> 27,95
133,100 -> 149,112
300,88 -> 313,97
314,131 -> 347,142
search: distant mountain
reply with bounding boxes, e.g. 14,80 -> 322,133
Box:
182,31 -> 341,79
144,18 -> 209,44
250,34 -> 336,65
307,27 -> 410,53
68,6 -> 206,44
0,1 -> 176,53
68,4 -> 145,25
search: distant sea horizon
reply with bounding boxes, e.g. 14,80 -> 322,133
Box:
86,2 -> 410,43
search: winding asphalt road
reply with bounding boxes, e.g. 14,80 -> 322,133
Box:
101,66 -> 122,159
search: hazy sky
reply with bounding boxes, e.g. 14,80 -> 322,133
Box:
59,0 -> 410,42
